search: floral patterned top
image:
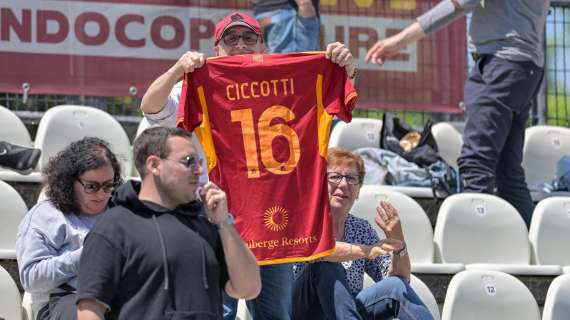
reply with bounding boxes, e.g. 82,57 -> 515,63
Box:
293,214 -> 391,295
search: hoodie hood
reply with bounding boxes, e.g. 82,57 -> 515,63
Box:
111,180 -> 203,217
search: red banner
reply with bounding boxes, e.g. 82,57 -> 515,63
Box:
0,0 -> 465,112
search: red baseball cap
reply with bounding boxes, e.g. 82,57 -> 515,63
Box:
214,12 -> 263,45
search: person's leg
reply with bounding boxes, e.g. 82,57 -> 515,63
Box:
291,13 -> 320,52
246,263 -> 293,320
356,276 -> 433,320
495,63 -> 544,226
222,291 -> 238,320
255,9 -> 296,53
458,56 -> 542,224
291,262 -> 362,320
458,55 -> 513,195
48,293 -> 78,320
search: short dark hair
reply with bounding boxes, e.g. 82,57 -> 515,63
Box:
133,126 -> 194,178
44,137 -> 122,214
327,147 -> 366,184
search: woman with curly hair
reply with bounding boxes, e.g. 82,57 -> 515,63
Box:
16,137 -> 122,320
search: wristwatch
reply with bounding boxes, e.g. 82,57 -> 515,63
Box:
394,242 -> 408,257
216,213 -> 235,230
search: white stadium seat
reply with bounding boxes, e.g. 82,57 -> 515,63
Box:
543,274 -> 570,320
0,265 -> 24,320
352,186 -> 464,274
0,106 -> 38,182
0,105 -> 33,147
529,197 -> 570,268
522,125 -> 570,192
434,193 -> 561,275
329,118 -> 383,149
0,180 -> 28,259
441,270 -> 540,320
431,122 -> 463,169
34,105 -> 132,179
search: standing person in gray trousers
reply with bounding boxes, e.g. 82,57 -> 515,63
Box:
364,0 -> 550,226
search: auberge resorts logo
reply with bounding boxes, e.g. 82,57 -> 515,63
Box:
263,205 -> 288,231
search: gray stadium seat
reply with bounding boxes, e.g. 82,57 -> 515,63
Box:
431,122 -> 463,169
543,274 -> 570,320
434,193 -> 561,276
0,264 -> 24,320
329,118 -> 383,149
0,180 -> 27,259
34,105 -> 132,179
529,197 -> 570,269
522,125 -> 570,192
441,270 -> 540,320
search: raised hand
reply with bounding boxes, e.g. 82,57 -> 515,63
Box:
375,200 -> 403,237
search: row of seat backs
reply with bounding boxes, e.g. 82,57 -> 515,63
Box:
3,266 -> 570,320
0,105 -> 132,179
329,117 -> 570,191
351,186 -> 570,275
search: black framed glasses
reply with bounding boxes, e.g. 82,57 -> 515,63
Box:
164,155 -> 203,171
77,179 -> 118,194
222,31 -> 259,46
327,172 -> 361,185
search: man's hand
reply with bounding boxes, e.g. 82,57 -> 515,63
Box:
364,34 -> 406,65
174,51 -> 206,77
325,42 -> 356,79
365,22 -> 426,65
202,182 -> 229,225
367,238 -> 404,260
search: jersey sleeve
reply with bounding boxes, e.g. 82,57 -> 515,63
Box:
323,63 -> 358,123
176,72 -> 204,131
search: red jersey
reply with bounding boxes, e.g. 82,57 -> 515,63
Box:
177,53 -> 357,264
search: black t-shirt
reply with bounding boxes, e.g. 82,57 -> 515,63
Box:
77,181 -> 228,320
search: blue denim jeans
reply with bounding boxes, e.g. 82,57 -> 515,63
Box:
292,262 -> 433,320
224,263 -> 293,320
458,55 -> 544,226
255,8 -> 320,53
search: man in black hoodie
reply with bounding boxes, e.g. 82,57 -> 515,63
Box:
76,127 -> 261,320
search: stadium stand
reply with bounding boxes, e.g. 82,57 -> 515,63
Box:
0,264 -> 24,320
529,197 -> 570,269
431,122 -> 463,169
435,193 -> 561,275
441,270 -> 540,320
0,180 -> 27,259
543,274 -> 570,320
352,186 -> 464,274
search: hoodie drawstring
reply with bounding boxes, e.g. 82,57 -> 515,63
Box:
152,214 -> 170,291
201,240 -> 209,290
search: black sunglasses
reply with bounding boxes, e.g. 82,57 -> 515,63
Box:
77,179 -> 118,194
